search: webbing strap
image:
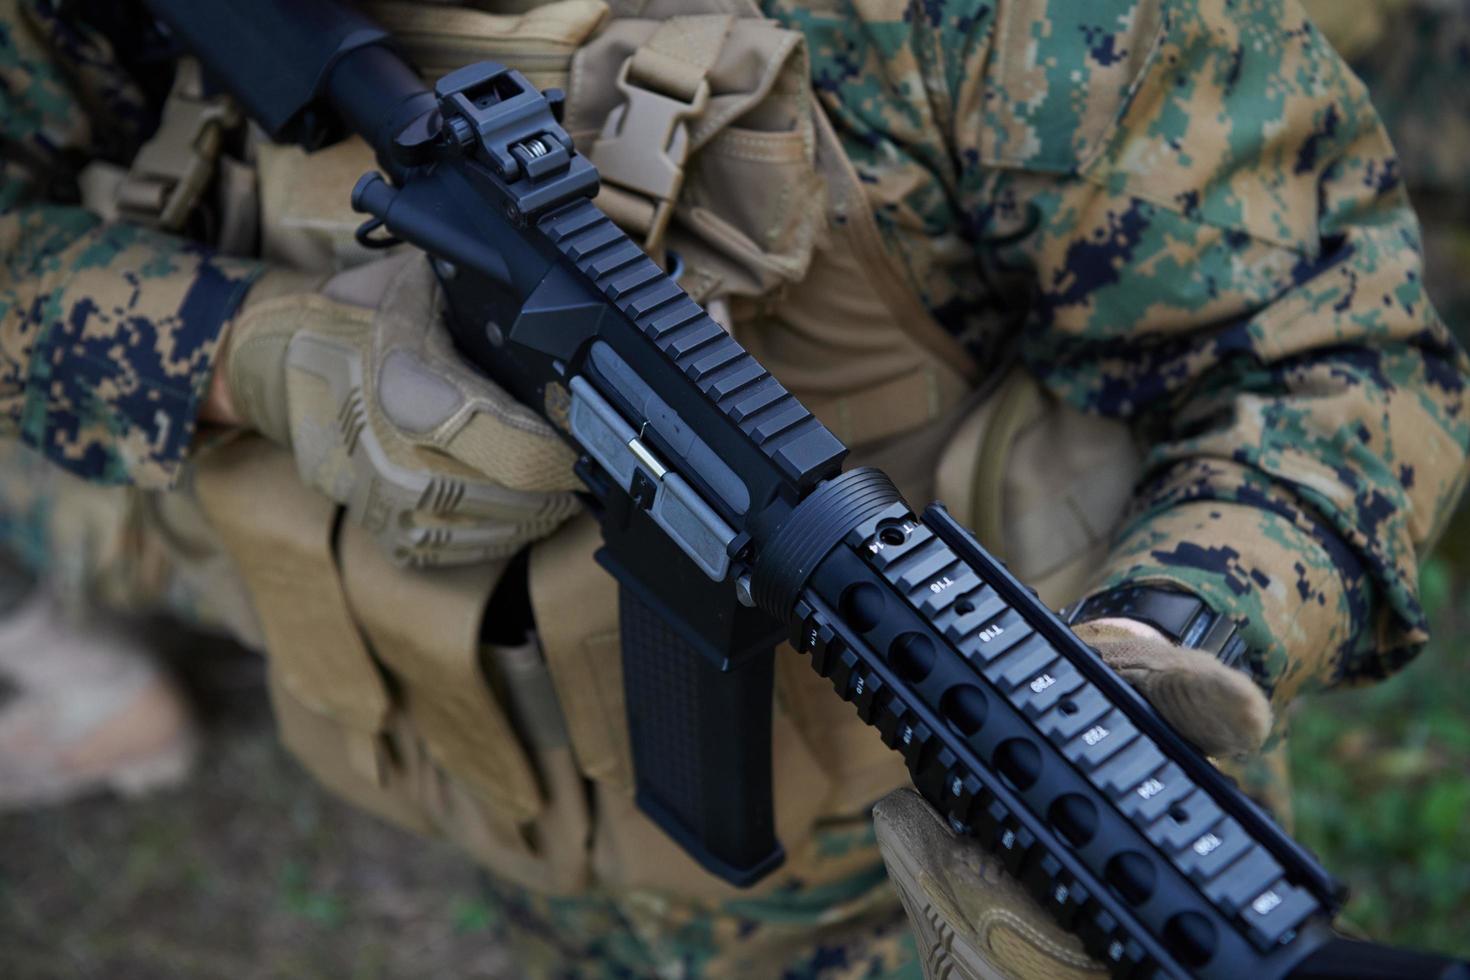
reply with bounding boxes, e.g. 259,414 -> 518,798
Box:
628,14 -> 732,101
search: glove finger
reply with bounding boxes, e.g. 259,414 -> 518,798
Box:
396,458 -> 581,524
384,514 -> 567,568
439,406 -> 581,494
386,524 -> 525,568
1074,622 -> 1272,758
1115,655 -> 1272,757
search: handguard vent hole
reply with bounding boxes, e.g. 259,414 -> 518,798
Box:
1163,912 -> 1217,967
1105,851 -> 1157,906
839,583 -> 886,634
993,738 -> 1042,791
1049,794 -> 1099,847
879,526 -> 907,547
889,633 -> 937,683
955,599 -> 976,616
1059,698 -> 1080,716
940,685 -> 988,736
1168,804 -> 1189,824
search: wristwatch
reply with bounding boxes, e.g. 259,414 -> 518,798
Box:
1066,584 -> 1250,672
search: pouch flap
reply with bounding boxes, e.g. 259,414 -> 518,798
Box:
194,436 -> 391,763
338,522 -> 544,826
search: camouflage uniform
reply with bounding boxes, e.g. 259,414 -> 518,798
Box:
0,0 -> 262,488
764,0 -> 1469,719
477,836 -> 921,978
2,0 -> 1468,976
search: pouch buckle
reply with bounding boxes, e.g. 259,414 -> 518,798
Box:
591,57 -> 711,252
117,60 -> 239,231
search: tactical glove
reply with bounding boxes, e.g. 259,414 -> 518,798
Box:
218,252 -> 581,567
1071,617 -> 1272,758
875,617 -> 1274,980
876,787 -> 1106,980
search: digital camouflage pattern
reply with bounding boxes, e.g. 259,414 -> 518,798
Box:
3,0 -> 1464,706
1,0 -> 1468,977
762,0 -> 1470,723
480,818 -> 920,979
0,0 -> 261,489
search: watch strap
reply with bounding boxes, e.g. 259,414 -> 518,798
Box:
1067,585 -> 1249,672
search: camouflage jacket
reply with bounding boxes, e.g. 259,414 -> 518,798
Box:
0,0 -> 261,487
2,0 -> 1467,711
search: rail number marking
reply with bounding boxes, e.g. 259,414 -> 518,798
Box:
1193,833 -> 1222,856
1251,890 -> 1283,916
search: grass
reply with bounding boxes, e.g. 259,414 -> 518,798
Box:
1287,506 -> 1470,957
0,647 -> 517,980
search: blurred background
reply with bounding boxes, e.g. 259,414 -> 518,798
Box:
2,2 -> 1469,977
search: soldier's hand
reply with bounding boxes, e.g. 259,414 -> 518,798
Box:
211,252 -> 580,566
876,787 -> 1107,980
874,617 -> 1272,980
1072,617 -> 1272,758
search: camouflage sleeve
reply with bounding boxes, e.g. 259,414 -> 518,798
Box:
766,0 -> 1468,706
0,0 -> 262,489
961,0 -> 1470,708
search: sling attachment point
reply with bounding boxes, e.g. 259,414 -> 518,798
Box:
117,59 -> 240,230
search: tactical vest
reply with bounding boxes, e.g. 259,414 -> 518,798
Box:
89,0 -> 1141,900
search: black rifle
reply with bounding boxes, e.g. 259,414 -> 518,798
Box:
143,2 -> 1468,977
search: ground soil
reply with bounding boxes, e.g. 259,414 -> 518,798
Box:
0,631 -> 515,980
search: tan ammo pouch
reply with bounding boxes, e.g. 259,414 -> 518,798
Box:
567,2 -> 977,467
194,436 -> 591,893
568,2 -> 827,299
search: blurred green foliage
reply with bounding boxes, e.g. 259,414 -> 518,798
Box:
1289,509 -> 1470,957
280,860 -> 348,929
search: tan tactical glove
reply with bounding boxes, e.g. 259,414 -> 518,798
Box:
1073,617 -> 1271,758
219,252 -> 581,566
875,616 -> 1273,980
877,788 -> 1106,980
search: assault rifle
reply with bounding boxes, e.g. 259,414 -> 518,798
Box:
144,1 -> 1467,977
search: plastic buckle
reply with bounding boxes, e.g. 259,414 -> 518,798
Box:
591,58 -> 711,250
117,61 -> 238,230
